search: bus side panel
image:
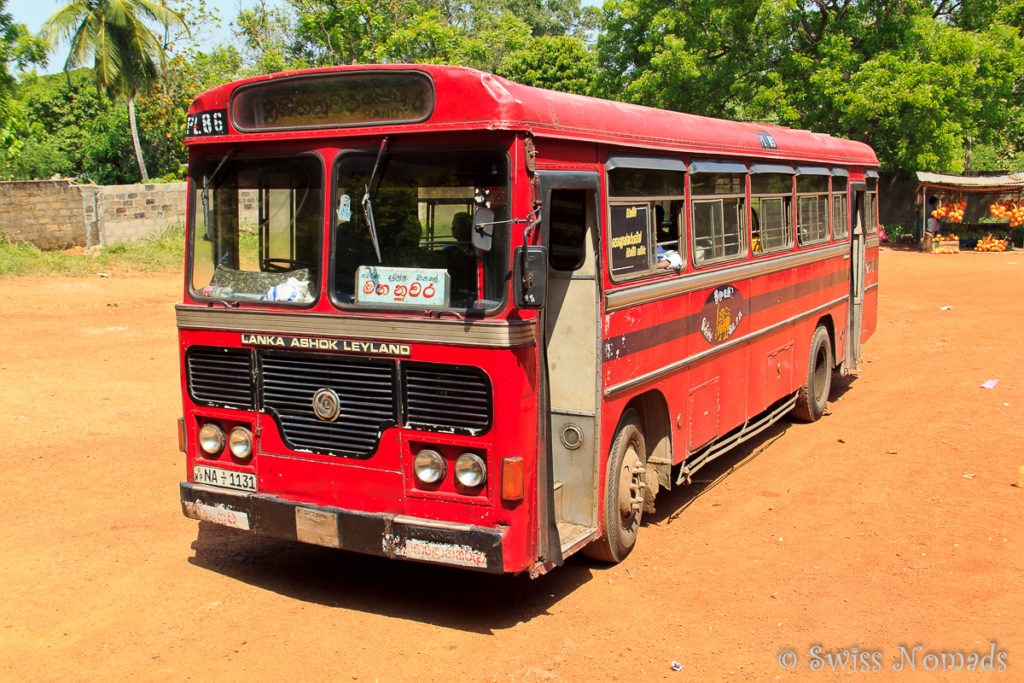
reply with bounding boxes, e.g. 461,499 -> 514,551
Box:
745,263 -> 796,414
601,295 -> 686,390
862,241 -> 880,343
791,250 -> 850,363
600,292 -> 692,457
686,275 -> 752,450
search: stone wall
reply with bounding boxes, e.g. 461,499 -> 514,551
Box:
0,180 -> 186,249
98,183 -> 187,244
0,180 -> 95,249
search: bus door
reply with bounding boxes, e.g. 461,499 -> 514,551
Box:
847,186 -> 867,371
535,171 -> 603,562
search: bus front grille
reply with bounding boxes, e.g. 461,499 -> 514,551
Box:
403,362 -> 492,435
260,352 -> 397,458
185,348 -> 493,455
186,346 -> 254,410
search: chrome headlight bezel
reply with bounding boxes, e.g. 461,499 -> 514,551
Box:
228,426 -> 254,460
413,449 -> 447,485
454,452 -> 487,488
198,422 -> 226,455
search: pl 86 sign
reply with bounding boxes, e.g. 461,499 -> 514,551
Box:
186,109 -> 228,137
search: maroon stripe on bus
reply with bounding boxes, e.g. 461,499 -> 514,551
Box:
602,267 -> 848,362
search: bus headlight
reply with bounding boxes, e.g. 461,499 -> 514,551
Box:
198,423 -> 225,455
414,449 -> 446,484
455,452 -> 487,488
228,426 -> 254,460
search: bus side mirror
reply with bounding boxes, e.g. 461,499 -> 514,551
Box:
472,206 -> 494,252
512,245 -> 547,309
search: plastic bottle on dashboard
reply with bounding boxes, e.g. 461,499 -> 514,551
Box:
201,285 -> 233,298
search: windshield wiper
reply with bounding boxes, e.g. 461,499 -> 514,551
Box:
201,147 -> 235,242
362,137 -> 389,263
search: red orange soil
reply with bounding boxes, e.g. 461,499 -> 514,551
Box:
1,248 -> 1022,679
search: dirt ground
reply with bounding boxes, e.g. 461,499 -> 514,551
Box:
1,247 -> 1022,680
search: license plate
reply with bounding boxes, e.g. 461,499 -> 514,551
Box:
193,465 -> 257,492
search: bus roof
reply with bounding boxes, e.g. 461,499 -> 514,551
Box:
186,64 -> 878,168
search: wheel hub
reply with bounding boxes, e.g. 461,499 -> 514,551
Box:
618,446 -> 646,520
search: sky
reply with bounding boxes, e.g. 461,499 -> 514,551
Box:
6,0 -> 264,75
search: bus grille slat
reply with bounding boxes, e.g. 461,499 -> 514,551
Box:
185,348 -> 495,456
403,362 -> 492,435
260,351 -> 397,458
186,347 -> 254,410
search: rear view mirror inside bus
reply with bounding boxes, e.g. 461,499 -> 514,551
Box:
472,206 -> 495,251
512,245 -> 547,309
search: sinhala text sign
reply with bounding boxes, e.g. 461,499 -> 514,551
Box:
355,266 -> 450,307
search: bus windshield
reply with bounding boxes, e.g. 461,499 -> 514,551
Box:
190,156 -> 323,304
333,149 -> 509,311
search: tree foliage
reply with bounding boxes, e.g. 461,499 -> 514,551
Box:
498,35 -> 597,93
233,0 -> 595,73
4,0 -> 1024,182
2,0 -> 47,150
43,0 -> 191,179
597,0 -> 1024,172
0,69 -> 133,181
0,45 -> 243,182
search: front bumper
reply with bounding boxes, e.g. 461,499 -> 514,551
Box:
180,483 -> 506,573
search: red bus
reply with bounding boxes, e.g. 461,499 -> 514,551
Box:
177,64 -> 879,575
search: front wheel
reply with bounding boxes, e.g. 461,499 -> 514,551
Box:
584,411 -> 646,563
793,325 -> 832,422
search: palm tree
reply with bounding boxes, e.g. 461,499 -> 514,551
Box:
43,0 -> 188,180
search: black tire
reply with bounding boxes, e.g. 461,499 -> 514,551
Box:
793,325 -> 832,422
584,411 -> 646,563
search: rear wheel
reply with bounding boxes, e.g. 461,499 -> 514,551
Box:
793,325 -> 832,422
584,411 -> 646,563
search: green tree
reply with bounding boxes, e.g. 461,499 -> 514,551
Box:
137,45 -> 244,179
596,0 -> 1024,173
499,34 -> 597,93
0,69 -> 133,181
235,0 -> 304,74
241,0 -> 592,74
43,0 -> 190,181
2,0 -> 47,150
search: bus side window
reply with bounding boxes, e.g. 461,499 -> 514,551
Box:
549,190 -> 588,271
796,173 -> 829,246
690,171 -> 747,266
865,176 -> 878,234
653,200 -> 684,268
606,164 -> 686,280
832,174 -> 849,240
750,171 -> 793,256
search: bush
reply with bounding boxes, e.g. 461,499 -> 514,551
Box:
884,223 -> 908,240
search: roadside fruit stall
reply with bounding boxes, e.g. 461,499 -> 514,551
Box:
917,172 -> 1024,252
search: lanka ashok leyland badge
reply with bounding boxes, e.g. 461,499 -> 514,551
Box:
312,388 -> 342,421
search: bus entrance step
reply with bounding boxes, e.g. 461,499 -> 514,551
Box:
556,521 -> 596,556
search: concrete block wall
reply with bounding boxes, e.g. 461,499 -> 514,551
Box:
0,180 -> 92,249
98,182 -> 186,244
0,180 -> 187,249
